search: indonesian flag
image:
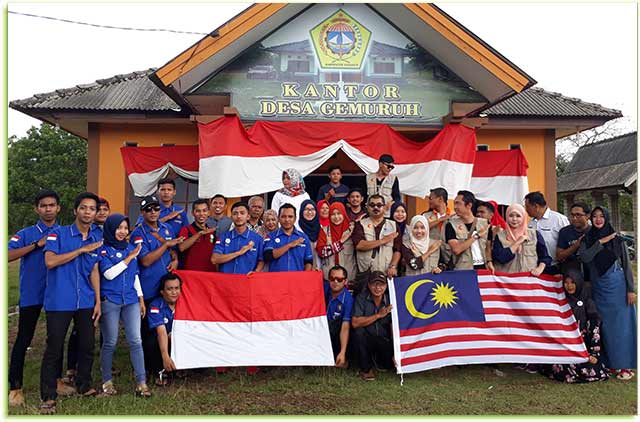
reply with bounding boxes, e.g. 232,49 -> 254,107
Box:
198,116 -> 477,199
470,149 -> 529,205
171,270 -> 334,369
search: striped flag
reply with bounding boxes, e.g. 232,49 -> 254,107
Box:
470,149 -> 529,205
389,270 -> 588,374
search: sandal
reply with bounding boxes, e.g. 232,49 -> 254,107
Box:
135,383 -> 152,398
39,400 -> 56,415
79,388 -> 97,397
617,369 -> 635,380
101,381 -> 117,396
155,376 -> 168,387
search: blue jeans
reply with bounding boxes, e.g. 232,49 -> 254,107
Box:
100,300 -> 146,384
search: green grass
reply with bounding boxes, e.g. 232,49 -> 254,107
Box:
6,263 -> 638,415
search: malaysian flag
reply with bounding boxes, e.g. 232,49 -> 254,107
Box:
389,270 -> 589,374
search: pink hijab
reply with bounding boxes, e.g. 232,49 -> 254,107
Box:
505,204 -> 529,252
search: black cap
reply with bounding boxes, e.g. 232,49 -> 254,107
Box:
140,195 -> 160,210
379,154 -> 394,164
368,270 -> 388,285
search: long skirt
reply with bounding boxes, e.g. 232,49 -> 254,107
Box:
592,263 -> 637,369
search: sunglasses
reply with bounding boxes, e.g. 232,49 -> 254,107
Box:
382,162 -> 395,170
329,277 -> 346,283
143,206 -> 161,213
368,203 -> 384,208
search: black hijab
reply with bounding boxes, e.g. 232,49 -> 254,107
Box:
103,213 -> 130,250
390,202 -> 407,234
563,268 -> 599,328
584,206 -> 622,276
298,199 -> 320,242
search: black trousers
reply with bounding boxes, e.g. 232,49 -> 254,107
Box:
66,326 -> 78,372
145,334 -> 171,375
9,304 -> 43,390
40,309 -> 95,401
353,327 -> 394,373
140,298 -> 156,376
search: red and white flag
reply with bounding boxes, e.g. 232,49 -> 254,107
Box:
171,270 -> 334,369
470,149 -> 529,205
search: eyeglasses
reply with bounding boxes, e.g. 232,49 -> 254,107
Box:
329,277 -> 346,282
303,208 -> 316,213
570,213 -> 587,218
382,162 -> 395,170
143,206 -> 161,213
368,203 -> 384,208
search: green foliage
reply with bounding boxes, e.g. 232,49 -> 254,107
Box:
8,124 -> 87,234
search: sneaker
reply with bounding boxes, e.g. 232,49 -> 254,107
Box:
359,370 -> 375,381
56,379 -> 77,397
9,389 -> 25,407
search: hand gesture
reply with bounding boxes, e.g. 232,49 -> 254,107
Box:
240,240 -> 255,254
201,227 -> 216,236
291,237 -> 305,248
477,226 -> 489,238
384,201 -> 394,211
166,237 -> 185,248
37,235 -> 48,248
382,231 -> 398,244
81,241 -> 103,253
600,232 -> 617,244
167,210 -> 182,220
517,234 -> 528,244
128,243 -> 142,259
328,188 -> 335,198
376,304 -> 393,319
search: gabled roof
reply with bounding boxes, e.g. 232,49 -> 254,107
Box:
557,132 -> 637,193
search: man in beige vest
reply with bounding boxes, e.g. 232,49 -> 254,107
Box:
352,194 -> 402,294
366,154 -> 401,218
444,190 -> 494,271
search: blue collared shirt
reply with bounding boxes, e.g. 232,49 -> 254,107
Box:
214,228 -> 264,274
130,222 -> 173,300
148,296 -> 174,336
324,283 -> 353,323
98,244 -> 140,306
135,204 -> 189,239
9,220 -> 60,307
264,228 -> 313,272
43,223 -> 103,311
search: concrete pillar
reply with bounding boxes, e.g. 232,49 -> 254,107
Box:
563,193 -> 575,215
607,191 -> 621,231
591,191 -> 605,207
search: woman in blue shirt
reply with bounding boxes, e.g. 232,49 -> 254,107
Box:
98,214 -> 151,397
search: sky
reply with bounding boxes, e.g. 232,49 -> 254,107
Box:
7,2 -> 638,141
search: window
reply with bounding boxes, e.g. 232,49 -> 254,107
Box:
373,62 -> 395,74
287,60 -> 310,73
477,144 -> 489,151
509,144 -> 521,150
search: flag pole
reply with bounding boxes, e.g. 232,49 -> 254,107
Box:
387,276 -> 404,385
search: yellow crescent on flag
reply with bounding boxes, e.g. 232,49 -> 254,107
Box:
404,279 -> 440,319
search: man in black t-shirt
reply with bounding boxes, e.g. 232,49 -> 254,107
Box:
556,202 -> 591,275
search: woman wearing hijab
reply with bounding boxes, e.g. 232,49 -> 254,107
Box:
540,269 -> 609,383
492,203 -> 551,275
579,206 -> 636,380
401,215 -> 442,275
317,202 -> 356,286
98,214 -> 151,397
317,200 -> 330,228
390,202 -> 408,236
270,168 -> 311,230
299,199 -> 322,269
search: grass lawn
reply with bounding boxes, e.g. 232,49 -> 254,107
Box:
6,261 -> 637,416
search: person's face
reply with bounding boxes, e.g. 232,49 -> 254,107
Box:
328,269 -> 347,293
303,204 -> 316,221
367,198 -> 385,217
211,197 -> 226,215
507,211 -> 523,229
264,214 -> 278,232
95,204 -> 110,224
35,196 -> 60,223
283,173 -> 292,188
158,183 -> 176,203
329,169 -> 342,184
379,161 -> 393,176
412,221 -> 427,240
161,279 -> 181,305
592,209 -> 606,229
279,208 -> 296,230
524,200 -> 537,218
74,198 -> 98,225
428,192 -> 441,210
319,202 -> 330,219
193,203 -> 210,225
393,206 -> 407,223
476,205 -> 493,221
330,208 -> 344,225
249,199 -> 264,219
231,206 -> 249,227
348,191 -> 363,208
141,204 -> 161,224
564,277 -> 577,295
453,195 -> 470,217
368,281 -> 387,298
115,220 -> 129,241
569,207 -> 589,230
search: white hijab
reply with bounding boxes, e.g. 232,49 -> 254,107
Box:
404,215 -> 431,256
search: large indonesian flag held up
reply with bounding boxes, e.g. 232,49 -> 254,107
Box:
470,149 -> 529,205
171,270 -> 334,369
198,116 -> 477,199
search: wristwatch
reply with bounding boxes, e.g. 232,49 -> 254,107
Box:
388,264 -> 397,269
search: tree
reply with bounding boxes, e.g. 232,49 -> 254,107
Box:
8,123 -> 87,234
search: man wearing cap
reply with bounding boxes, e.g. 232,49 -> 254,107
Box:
366,154 -> 401,218
135,179 -> 189,239
351,271 -> 394,381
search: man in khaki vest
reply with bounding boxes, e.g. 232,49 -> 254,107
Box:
366,154 -> 401,218
444,190 -> 494,271
352,194 -> 402,294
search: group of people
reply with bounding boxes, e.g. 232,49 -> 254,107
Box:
7,154 -> 637,414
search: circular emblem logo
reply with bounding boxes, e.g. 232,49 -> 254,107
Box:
165,229 -> 170,236
225,238 -> 231,244
326,22 -> 355,56
116,252 -> 122,258
275,238 -> 281,244
577,300 -> 583,307
163,317 -> 169,324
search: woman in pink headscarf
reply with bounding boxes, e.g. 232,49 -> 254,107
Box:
491,203 -> 551,276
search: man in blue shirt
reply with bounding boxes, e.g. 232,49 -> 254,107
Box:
316,165 -> 350,204
324,265 -> 354,368
8,190 -> 65,407
212,202 -> 264,274
264,203 -> 314,272
39,192 -> 104,413
135,178 -> 189,239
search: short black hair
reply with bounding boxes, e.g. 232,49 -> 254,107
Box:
328,165 -> 342,173
192,198 -> 209,211
34,190 -> 60,207
570,202 -> 591,215
477,201 -> 495,214
211,194 -> 226,202
430,187 -> 448,202
73,192 -> 100,211
348,188 -> 363,197
231,201 -> 250,212
159,272 -> 182,290
278,203 -> 297,217
379,154 -> 394,163
456,190 -> 475,207
157,178 -> 176,189
329,265 -> 348,280
367,194 -> 385,205
524,191 -> 547,207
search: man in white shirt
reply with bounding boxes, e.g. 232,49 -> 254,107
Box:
524,191 -> 569,267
